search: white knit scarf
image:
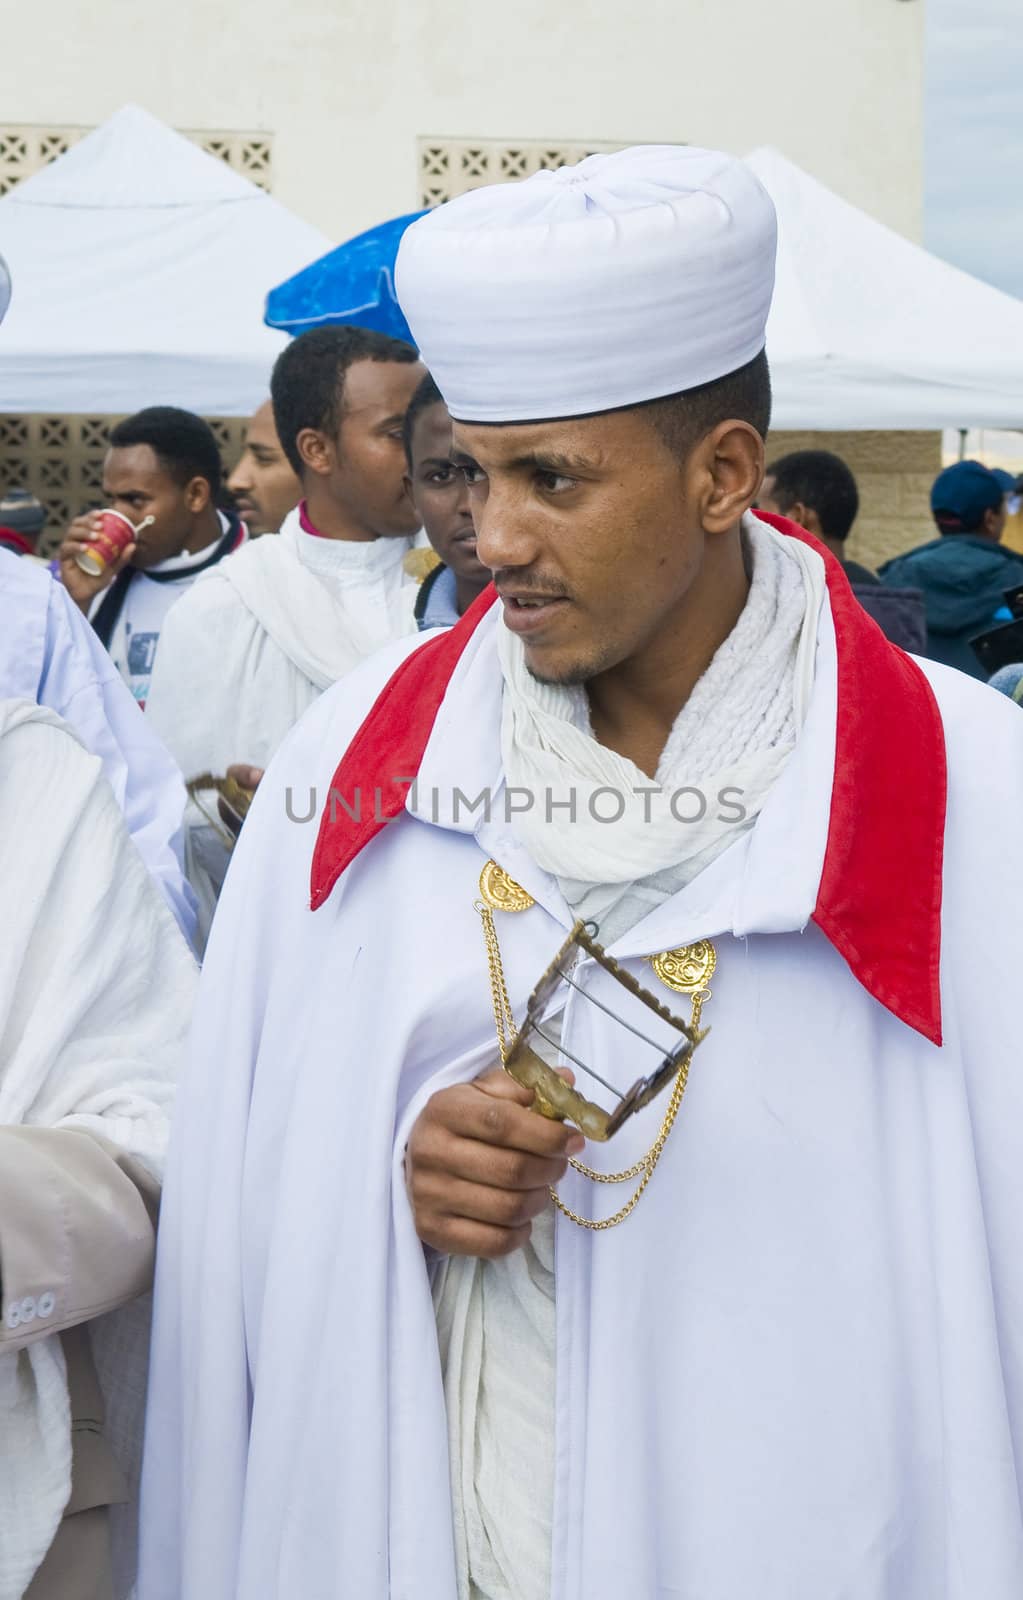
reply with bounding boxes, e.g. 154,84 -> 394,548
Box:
498,514 -> 826,940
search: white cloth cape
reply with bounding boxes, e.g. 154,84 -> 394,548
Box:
0,550 -> 196,944
140,603 -> 1023,1600
0,700 -> 196,1600
144,508 -> 419,943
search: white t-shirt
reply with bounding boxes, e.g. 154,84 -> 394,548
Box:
89,513 -> 245,708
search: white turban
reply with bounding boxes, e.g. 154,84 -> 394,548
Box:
395,145 -> 777,423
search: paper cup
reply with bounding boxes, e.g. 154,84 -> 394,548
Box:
74,510 -> 149,577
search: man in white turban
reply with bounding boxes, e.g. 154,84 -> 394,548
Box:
141,149 -> 1023,1600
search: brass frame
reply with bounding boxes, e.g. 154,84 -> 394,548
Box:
503,921 -> 707,1141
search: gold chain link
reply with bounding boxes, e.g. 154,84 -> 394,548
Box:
476,901 -> 516,1063
475,900 -> 710,1231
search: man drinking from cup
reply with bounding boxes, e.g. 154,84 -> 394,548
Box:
57,407 -> 247,707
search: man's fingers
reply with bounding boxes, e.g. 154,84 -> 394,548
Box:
457,1083 -> 583,1158
418,1215 -> 531,1260
473,1066 -> 534,1105
413,1172 -> 552,1231
416,1132 -> 570,1193
225,764 -> 265,790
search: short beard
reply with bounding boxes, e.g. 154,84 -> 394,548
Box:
524,643 -> 617,689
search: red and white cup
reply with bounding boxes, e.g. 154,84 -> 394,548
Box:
74,510 -> 153,578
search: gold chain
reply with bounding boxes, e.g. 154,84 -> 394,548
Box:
475,894 -> 711,1231
475,900 -> 517,1062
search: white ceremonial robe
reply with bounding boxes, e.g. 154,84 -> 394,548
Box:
0,550 -> 197,945
140,553 -> 1023,1599
0,699 -> 196,1600
144,507 -> 419,945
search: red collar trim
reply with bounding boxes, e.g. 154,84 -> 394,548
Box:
310,514 -> 945,1044
0,528 -> 36,557
299,500 -> 324,539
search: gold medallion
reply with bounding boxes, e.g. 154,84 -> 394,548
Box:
649,940 -> 717,995
478,859 -> 535,913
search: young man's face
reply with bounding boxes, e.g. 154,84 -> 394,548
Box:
324,359 -> 426,538
101,445 -> 206,569
452,407 -> 752,686
228,401 -> 299,534
406,400 -> 489,589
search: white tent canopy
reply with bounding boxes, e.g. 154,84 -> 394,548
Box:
0,106 -> 331,415
749,146 -> 1023,431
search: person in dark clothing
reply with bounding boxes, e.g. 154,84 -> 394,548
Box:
759,449 -> 927,652
879,460 -> 1023,680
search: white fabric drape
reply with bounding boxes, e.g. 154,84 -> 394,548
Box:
0,701 -> 195,1600
144,509 -> 420,946
146,508 -> 420,781
138,611 -> 1023,1600
0,552 -> 196,944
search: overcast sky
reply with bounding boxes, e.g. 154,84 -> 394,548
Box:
925,0 -> 1023,299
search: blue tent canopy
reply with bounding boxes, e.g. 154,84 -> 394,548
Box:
264,210 -> 427,346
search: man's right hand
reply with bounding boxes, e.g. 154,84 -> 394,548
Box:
57,515 -> 136,612
405,1067 -> 585,1259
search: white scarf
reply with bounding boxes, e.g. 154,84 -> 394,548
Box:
0,701 -> 193,1600
216,508 -> 418,691
498,513 -> 826,938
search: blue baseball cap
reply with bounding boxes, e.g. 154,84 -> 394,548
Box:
931,460 -> 1005,533
991,468 -> 1017,495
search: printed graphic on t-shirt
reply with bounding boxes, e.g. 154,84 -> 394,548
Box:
126,629 -> 160,706
127,630 -> 159,677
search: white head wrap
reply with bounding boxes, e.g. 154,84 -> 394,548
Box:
395,145 -> 777,422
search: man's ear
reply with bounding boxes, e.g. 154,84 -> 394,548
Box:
696,421 -> 765,536
982,505 -> 1005,540
790,500 -> 825,539
185,475 -> 212,514
296,428 -> 334,478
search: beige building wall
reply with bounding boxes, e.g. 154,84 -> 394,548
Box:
768,430 -> 943,569
3,0 -> 925,243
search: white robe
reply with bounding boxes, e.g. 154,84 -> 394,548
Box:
0,550 -> 197,945
140,594 -> 1023,1599
144,508 -> 420,945
0,699 -> 196,1599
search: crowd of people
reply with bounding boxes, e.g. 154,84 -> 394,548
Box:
1,141 -> 1022,1600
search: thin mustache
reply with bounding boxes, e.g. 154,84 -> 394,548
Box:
495,583 -> 571,601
